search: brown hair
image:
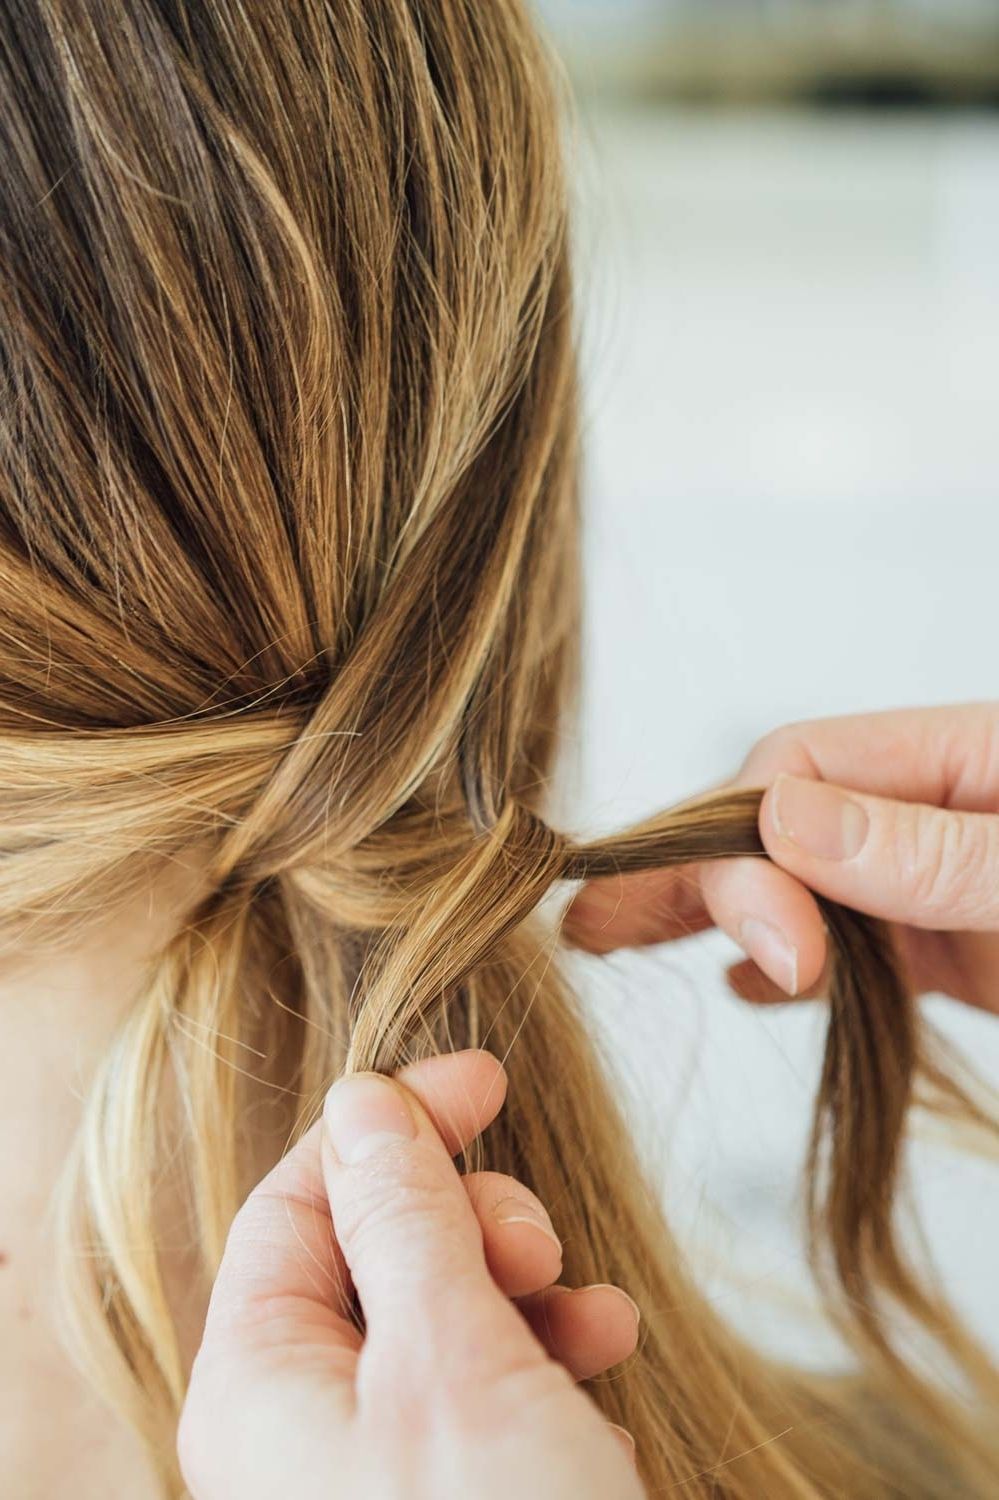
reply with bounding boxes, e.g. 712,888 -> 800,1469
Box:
1,3 -> 996,1495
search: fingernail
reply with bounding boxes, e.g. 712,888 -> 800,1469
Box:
493,1197 -> 562,1253
738,917 -> 799,997
323,1073 -> 417,1164
771,774 -> 868,861
580,1283 -> 641,1326
607,1423 -> 637,1460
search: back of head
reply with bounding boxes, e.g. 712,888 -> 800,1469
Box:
0,0 -> 577,913
0,3 -> 582,1488
1,5 -> 996,1497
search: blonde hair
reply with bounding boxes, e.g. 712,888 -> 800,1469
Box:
1,2 -> 996,1495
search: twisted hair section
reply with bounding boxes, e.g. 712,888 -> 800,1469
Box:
0,2 -> 996,1497
9,700 -> 997,1493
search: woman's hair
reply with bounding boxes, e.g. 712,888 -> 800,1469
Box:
1,3 -> 997,1495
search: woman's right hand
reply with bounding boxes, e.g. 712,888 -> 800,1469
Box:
179,1051 -> 645,1500
566,701 -> 999,1015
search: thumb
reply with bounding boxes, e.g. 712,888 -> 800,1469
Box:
320,1070 -> 544,1386
760,772 -> 999,930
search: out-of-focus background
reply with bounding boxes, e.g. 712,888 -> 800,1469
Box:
536,0 -> 999,1365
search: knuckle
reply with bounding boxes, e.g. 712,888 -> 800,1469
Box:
746,724 -> 793,770
464,1170 -> 544,1220
742,719 -> 813,781
903,807 -> 997,923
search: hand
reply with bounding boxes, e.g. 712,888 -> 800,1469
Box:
565,702 -> 999,1016
178,1049 -> 645,1500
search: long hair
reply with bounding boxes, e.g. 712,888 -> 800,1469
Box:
1,3 -> 996,1495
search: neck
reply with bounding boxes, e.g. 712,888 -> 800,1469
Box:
0,851 -> 209,1237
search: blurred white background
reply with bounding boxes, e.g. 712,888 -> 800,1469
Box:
538,3 -> 999,1365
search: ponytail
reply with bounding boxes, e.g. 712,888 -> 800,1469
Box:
48,770 -> 999,1496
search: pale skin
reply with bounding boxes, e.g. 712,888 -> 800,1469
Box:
5,703 -> 998,1496
178,1053 -> 646,1500
566,702 -> 999,1016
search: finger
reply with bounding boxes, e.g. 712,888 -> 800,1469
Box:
760,773 -> 999,930
320,1071 -> 547,1384
563,865 -> 712,953
195,1116 -> 355,1361
725,956 -> 831,1006
463,1170 -> 563,1298
698,702 -> 999,989
181,1051 -> 512,1500
608,1424 -> 638,1465
696,855 -> 827,997
563,771 -> 735,953
565,702 -> 999,982
564,854 -> 828,998
180,1116 -> 357,1500
694,705 -> 999,990
736,701 -> 999,813
726,958 -> 793,1005
518,1284 -> 641,1381
561,809 -> 832,1000
194,1051 -> 507,1360
395,1048 -> 507,1156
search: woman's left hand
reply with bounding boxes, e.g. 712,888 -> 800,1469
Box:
178,1049 -> 643,1500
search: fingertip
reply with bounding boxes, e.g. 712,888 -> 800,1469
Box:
700,856 -> 827,997
726,958 -> 791,1006
323,1072 -> 420,1165
795,916 -> 828,993
521,1283 -> 640,1381
726,954 -> 830,1005
607,1424 -> 637,1464
487,1211 -> 563,1298
464,1173 -> 564,1297
758,776 -> 788,850
394,1049 -> 508,1157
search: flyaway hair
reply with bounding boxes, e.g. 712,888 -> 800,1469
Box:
0,2 -> 996,1495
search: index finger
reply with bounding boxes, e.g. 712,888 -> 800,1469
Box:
706,702 -> 999,988
198,1049 -> 508,1357
563,702 -> 999,989
737,701 -> 999,811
